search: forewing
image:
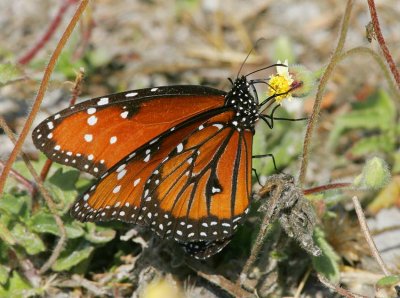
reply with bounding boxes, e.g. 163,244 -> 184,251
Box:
33,85 -> 225,177
70,107 -> 229,224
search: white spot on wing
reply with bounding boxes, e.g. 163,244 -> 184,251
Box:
97,97 -> 109,105
120,111 -> 128,119
213,124 -> 223,130
125,92 -> 138,97
177,143 -> 183,153
87,108 -> 96,114
117,169 -> 127,180
110,136 -> 117,144
133,178 -> 141,187
84,134 -> 93,142
113,185 -> 121,193
87,115 -> 97,125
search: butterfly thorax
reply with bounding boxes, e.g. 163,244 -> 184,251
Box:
225,76 -> 259,132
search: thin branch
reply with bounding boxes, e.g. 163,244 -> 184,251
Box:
303,182 -> 352,195
196,270 -> 254,298
317,273 -> 369,298
367,0 -> 400,90
0,159 -> 34,194
39,68 -> 85,182
18,0 -> 79,65
298,0 -> 354,186
0,0 -> 89,195
294,266 -> 312,298
238,176 -> 285,283
352,196 -> 390,276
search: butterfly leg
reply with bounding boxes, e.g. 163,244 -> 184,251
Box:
252,168 -> 262,186
252,154 -> 277,172
260,107 -> 308,130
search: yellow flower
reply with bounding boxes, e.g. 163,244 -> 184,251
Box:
268,59 -> 294,104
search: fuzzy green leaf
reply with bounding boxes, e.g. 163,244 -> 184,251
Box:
84,222 -> 116,244
349,134 -> 395,158
353,157 -> 391,190
0,271 -> 32,297
0,265 -> 9,285
376,275 -> 400,287
0,62 -> 22,85
11,224 -> 45,255
329,89 -> 396,148
51,243 -> 94,272
29,212 -> 84,239
48,168 -> 80,191
0,222 -> 16,246
311,227 -> 340,283
0,193 -> 27,216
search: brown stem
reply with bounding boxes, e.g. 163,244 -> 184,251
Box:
0,0 -> 89,195
352,196 -> 390,276
39,68 -> 85,182
317,273 -> 369,298
0,159 -> 34,194
197,271 -> 254,298
367,0 -> 400,90
294,266 -> 312,298
298,0 -> 354,187
303,182 -> 352,195
238,177 -> 285,283
18,0 -> 79,65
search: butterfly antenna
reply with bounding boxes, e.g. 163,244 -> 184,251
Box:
245,63 -> 286,77
237,48 -> 254,79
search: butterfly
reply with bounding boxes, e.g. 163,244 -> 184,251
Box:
32,68 -> 284,259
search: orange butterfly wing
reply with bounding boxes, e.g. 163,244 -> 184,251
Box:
70,107 -> 230,223
33,86 -> 225,177
143,112 -> 253,242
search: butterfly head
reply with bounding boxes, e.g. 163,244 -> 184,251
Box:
225,76 -> 259,132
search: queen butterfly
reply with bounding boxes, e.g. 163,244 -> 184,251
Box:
32,66 -> 291,259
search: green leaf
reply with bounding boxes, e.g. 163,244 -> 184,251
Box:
349,134 -> 395,157
353,157 -> 391,190
0,271 -> 32,298
48,168 -> 80,191
84,222 -> 116,244
0,62 -> 23,85
11,224 -> 45,255
0,222 -> 16,246
376,275 -> 400,288
0,193 -> 27,216
311,227 -> 340,283
44,169 -> 80,213
329,89 -> 396,149
51,242 -> 94,272
29,212 -> 84,239
0,265 -> 9,285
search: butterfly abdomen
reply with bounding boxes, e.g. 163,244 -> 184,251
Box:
225,76 -> 259,132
